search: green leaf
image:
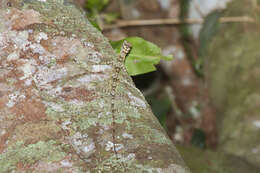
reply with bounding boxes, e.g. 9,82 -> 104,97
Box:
110,37 -> 173,76
85,0 -> 110,12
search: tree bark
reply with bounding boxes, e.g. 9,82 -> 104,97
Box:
0,0 -> 190,172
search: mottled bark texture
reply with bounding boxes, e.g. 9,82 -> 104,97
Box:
0,0 -> 190,172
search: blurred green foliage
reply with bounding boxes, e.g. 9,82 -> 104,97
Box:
85,0 -> 119,28
85,0 -> 109,12
197,10 -> 221,74
111,37 -> 173,76
180,0 -> 191,38
199,11 -> 222,57
146,94 -> 172,129
191,128 -> 206,149
179,0 -> 203,77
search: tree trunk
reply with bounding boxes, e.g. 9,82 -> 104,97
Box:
0,0 -> 190,172
205,0 -> 260,168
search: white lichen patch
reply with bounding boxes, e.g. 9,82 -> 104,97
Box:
4,30 -> 48,58
118,104 -> 141,120
44,101 -> 64,112
115,143 -> 124,152
97,112 -> 104,119
33,66 -> 68,88
6,91 -> 26,108
126,153 -> 136,160
7,51 -> 19,61
83,142 -> 95,153
60,159 -> 73,167
36,32 -> 48,43
29,43 -> 46,55
0,129 -> 6,136
61,119 -> 72,130
25,78 -> 32,86
91,65 -> 111,73
67,132 -> 96,159
122,132 -> 133,139
37,0 -> 47,3
9,30 -> 29,51
97,99 -> 106,109
33,160 -> 78,173
39,55 -> 56,66
127,92 -> 146,108
82,40 -> 94,48
105,141 -> 124,152
77,74 -> 108,84
68,99 -> 85,106
52,86 -> 63,96
18,59 -> 37,80
105,141 -> 113,151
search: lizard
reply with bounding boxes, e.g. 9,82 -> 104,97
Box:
110,40 -> 132,164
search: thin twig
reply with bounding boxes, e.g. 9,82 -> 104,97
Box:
103,16 -> 255,30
